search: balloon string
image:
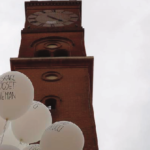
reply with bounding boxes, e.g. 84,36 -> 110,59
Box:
19,139 -> 23,145
0,119 -> 8,144
17,139 -> 23,148
18,139 -> 27,147
17,140 -> 22,148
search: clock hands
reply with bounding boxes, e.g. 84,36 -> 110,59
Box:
28,10 -> 78,27
47,15 -> 63,22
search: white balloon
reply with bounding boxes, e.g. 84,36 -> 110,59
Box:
0,145 -> 20,150
12,101 -> 52,143
1,124 -> 28,149
0,71 -> 34,120
0,116 -> 10,135
23,144 -> 40,150
40,121 -> 84,150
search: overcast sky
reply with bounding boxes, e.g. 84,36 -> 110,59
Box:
1,0 -> 150,150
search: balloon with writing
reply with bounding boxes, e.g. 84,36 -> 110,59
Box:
12,101 -> 52,143
40,121 -> 84,150
1,124 -> 28,149
0,145 -> 20,150
0,116 -> 10,135
23,144 -> 40,150
0,71 -> 34,120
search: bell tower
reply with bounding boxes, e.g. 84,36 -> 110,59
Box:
10,1 -> 99,150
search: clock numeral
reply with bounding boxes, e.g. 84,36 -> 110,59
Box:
63,12 -> 73,15
32,14 -> 38,16
39,23 -> 44,26
62,23 -> 65,26
30,21 -> 38,23
32,14 -> 38,17
71,17 -> 78,18
63,21 -> 72,25
28,18 -> 36,20
42,10 -> 46,13
68,20 -> 75,22
56,23 -> 64,26
51,24 -> 55,27
61,10 -> 65,13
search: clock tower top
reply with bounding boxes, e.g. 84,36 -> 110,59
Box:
18,0 -> 86,58
24,1 -> 82,30
10,1 -> 99,150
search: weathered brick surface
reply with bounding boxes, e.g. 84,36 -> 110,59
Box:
11,58 -> 99,150
10,1 -> 99,149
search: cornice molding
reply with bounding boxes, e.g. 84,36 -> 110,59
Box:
21,27 -> 84,34
25,1 -> 81,7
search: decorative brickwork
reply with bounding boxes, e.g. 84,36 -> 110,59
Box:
25,1 -> 81,7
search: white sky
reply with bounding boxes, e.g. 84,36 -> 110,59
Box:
1,0 -> 150,150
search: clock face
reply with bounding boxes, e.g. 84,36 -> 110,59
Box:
28,10 -> 79,27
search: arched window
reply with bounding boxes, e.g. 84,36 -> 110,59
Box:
35,50 -> 50,57
54,49 -> 69,57
45,98 -> 56,110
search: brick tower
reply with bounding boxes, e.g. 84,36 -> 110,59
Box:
10,1 -> 99,150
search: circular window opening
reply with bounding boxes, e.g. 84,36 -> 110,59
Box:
45,74 -> 58,80
47,44 -> 58,49
42,71 -> 62,82
45,98 -> 56,110
44,42 -> 61,50
54,49 -> 69,57
35,50 -> 50,57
